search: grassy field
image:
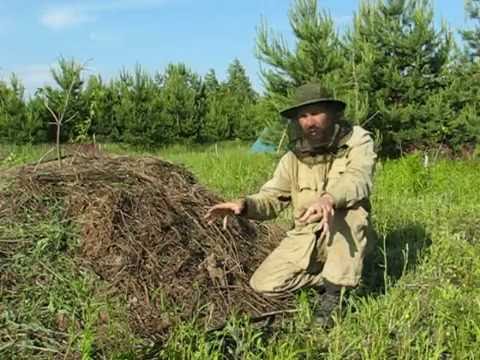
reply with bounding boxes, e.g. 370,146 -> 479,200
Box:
1,143 -> 479,359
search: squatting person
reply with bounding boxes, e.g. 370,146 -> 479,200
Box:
205,83 -> 377,326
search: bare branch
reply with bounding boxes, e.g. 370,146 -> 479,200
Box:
42,58 -> 88,168
43,99 -> 59,123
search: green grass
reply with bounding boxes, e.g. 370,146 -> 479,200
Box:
0,201 -> 138,358
0,144 -> 52,168
104,141 -> 279,199
1,143 -> 479,359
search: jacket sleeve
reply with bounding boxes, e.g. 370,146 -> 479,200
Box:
242,153 -> 292,220
326,132 -> 377,209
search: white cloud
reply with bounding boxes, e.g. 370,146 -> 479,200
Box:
40,0 -> 169,30
19,65 -> 53,86
2,64 -> 54,96
40,7 -> 94,30
4,62 -> 107,96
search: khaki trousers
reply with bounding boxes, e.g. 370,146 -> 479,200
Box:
250,207 -> 371,296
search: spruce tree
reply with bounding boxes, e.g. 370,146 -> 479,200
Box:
256,0 -> 344,101
37,58 -> 88,142
0,76 -> 30,143
433,0 -> 480,150
159,63 -> 205,142
202,85 -> 232,142
255,0 -> 345,148
345,0 -> 452,154
204,69 -> 220,93
462,0 -> 480,60
225,59 -> 260,140
255,0 -> 457,155
112,65 -> 159,145
82,75 -> 117,142
201,68 -> 226,142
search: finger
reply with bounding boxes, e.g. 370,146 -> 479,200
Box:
296,207 -> 307,220
325,209 -> 334,240
205,212 -> 213,222
320,219 -> 326,235
321,206 -> 329,222
204,208 -> 225,222
322,217 -> 330,234
325,222 -> 332,245
325,215 -> 334,245
209,203 -> 231,211
204,209 -> 218,221
327,207 -> 334,226
298,210 -> 310,222
298,208 -> 315,223
320,204 -> 333,220
318,207 -> 328,231
306,212 -> 322,224
319,213 -> 330,236
204,209 -> 212,219
204,205 -> 221,219
222,216 -> 228,230
305,205 -> 326,223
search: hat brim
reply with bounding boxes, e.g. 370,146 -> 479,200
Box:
280,98 -> 346,119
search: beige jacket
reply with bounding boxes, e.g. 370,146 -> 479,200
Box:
244,126 -> 377,227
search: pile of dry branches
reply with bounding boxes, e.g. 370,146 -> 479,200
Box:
1,155 -> 290,338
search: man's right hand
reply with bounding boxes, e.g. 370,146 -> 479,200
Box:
205,201 -> 245,225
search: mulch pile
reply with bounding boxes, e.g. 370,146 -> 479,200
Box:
0,155 -> 291,338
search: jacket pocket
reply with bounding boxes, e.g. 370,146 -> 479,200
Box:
297,177 -> 318,192
327,158 -> 348,181
293,176 -> 318,214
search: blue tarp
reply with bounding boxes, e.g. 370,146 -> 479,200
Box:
250,138 -> 276,153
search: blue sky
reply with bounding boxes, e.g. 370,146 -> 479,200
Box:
0,0 -> 471,95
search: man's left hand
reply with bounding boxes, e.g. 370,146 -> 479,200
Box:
298,194 -> 335,234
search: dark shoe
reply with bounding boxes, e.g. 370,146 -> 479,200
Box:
313,291 -> 340,328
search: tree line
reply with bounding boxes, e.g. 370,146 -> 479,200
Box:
1,0 -> 479,156
0,59 -> 266,146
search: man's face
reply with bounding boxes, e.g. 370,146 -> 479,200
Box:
296,104 -> 336,143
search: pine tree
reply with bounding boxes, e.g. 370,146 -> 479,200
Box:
255,0 -> 345,148
159,63 -> 205,142
225,59 -> 256,100
202,85 -> 232,142
462,0 -> 480,60
37,58 -> 88,142
83,74 -> 117,142
113,65 -> 159,145
25,95 -> 49,143
0,76 -> 27,143
201,68 -> 226,142
345,0 -> 452,154
433,0 -> 480,150
204,69 -> 220,93
224,59 -> 260,140
202,59 -> 260,142
255,0 -> 458,155
256,0 -> 344,101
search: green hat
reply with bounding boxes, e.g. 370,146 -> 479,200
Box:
280,83 -> 346,119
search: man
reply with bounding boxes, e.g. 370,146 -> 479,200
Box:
205,83 -> 377,326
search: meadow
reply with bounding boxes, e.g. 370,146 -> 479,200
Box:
0,143 -> 479,359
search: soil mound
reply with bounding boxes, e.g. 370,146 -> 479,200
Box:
1,155 -> 290,338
